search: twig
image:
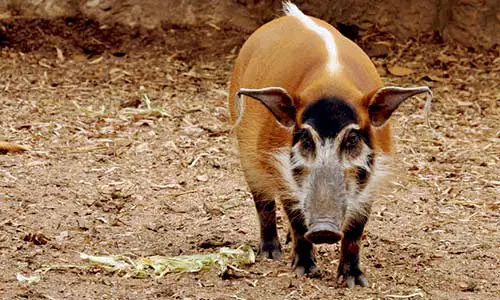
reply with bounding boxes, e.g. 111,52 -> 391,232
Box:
163,189 -> 203,198
386,291 -> 425,299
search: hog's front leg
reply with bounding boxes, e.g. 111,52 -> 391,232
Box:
282,199 -> 318,276
252,192 -> 282,259
338,215 -> 369,288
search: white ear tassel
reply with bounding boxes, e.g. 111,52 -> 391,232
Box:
231,92 -> 246,131
423,89 -> 433,128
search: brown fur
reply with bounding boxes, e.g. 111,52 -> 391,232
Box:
228,6 -> 431,284
229,15 -> 393,200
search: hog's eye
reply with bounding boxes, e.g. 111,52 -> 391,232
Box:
293,128 -> 316,159
344,131 -> 360,149
300,130 -> 316,157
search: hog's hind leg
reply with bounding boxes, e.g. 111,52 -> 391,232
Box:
252,191 -> 282,259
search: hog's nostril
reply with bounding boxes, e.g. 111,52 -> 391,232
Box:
304,223 -> 343,244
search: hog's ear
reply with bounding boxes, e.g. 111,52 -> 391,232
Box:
368,86 -> 432,127
237,87 -> 296,127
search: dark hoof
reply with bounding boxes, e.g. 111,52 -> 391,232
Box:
338,273 -> 369,288
305,223 -> 343,244
259,239 -> 282,260
292,252 -> 319,277
337,262 -> 369,288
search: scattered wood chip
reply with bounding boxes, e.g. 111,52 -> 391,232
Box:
151,182 -> 182,190
120,98 -> 142,108
386,288 -> 425,299
23,233 -> 50,245
38,59 -> 52,68
55,46 -> 65,63
55,231 -> 69,242
16,273 -> 41,284
88,56 -> 104,65
206,22 -> 221,31
68,145 -> 108,153
135,142 -> 150,154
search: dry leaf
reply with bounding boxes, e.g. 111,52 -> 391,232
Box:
120,98 -> 142,108
438,53 -> 458,63
182,126 -> 204,137
388,65 -> 415,76
366,42 -> 391,58
377,66 -> 387,76
0,141 -> 30,154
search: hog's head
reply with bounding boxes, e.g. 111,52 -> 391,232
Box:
237,86 -> 431,244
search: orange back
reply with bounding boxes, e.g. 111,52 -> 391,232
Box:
229,15 -> 393,174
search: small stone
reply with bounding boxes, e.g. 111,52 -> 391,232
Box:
55,231 -> 69,242
196,174 -> 209,182
86,0 -> 100,8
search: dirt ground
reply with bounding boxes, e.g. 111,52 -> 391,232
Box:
0,18 -> 499,300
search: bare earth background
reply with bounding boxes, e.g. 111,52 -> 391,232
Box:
1,0 -> 499,48
0,9 -> 499,300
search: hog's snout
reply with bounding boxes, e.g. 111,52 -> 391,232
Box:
304,221 -> 343,244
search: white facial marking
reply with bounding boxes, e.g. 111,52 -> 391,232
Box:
346,154 -> 392,222
283,2 -> 339,73
273,122 -> 393,220
273,147 -> 305,211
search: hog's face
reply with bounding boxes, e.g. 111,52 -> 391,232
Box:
285,98 -> 376,243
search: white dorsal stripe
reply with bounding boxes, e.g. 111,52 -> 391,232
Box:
283,2 -> 339,72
